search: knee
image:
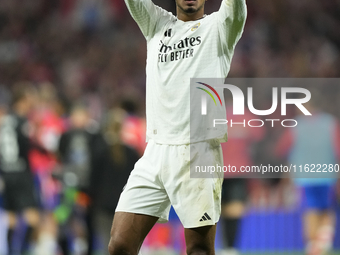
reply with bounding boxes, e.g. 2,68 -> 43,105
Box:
186,244 -> 213,255
108,239 -> 136,255
23,208 -> 40,227
7,212 -> 18,229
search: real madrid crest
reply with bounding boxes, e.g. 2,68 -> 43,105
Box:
191,22 -> 201,31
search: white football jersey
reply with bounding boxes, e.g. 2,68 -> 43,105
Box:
125,0 -> 247,144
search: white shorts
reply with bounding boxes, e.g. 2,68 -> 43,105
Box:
115,139 -> 224,228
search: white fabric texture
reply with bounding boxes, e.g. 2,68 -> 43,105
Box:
125,0 -> 247,144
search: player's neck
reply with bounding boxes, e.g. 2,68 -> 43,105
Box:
176,9 -> 205,22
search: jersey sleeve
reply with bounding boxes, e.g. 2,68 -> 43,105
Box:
125,0 -> 170,40
216,0 -> 247,60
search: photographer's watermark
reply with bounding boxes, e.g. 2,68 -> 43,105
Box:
196,82 -> 311,127
195,163 -> 340,176
190,78 -> 340,179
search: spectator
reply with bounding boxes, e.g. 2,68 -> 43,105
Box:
0,83 -> 40,254
92,107 -> 140,252
221,106 -> 264,255
56,104 -> 108,255
276,99 -> 340,255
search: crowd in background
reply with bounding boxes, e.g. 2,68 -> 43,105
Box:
1,0 -> 340,106
0,82 -> 145,254
0,0 -> 340,254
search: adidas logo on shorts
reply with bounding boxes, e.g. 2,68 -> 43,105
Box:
199,212 -> 211,222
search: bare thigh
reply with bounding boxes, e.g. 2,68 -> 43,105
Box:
185,224 -> 217,255
108,212 -> 158,255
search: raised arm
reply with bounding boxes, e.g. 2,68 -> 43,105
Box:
125,0 -> 170,40
217,0 -> 247,60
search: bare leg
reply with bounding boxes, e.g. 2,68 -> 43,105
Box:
304,210 -> 336,255
6,211 -> 17,254
222,201 -> 245,249
22,208 -> 40,253
304,210 -> 320,241
108,212 -> 158,255
6,208 -> 40,254
7,212 -> 18,229
185,224 -> 216,255
318,211 -> 336,251
222,201 -> 246,219
320,210 -> 335,227
35,212 -> 58,255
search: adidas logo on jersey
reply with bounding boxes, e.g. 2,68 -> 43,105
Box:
199,212 -> 211,222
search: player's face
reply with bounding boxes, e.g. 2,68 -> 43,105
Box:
176,0 -> 206,18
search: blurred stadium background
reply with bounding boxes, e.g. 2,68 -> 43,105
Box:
0,0 -> 339,254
